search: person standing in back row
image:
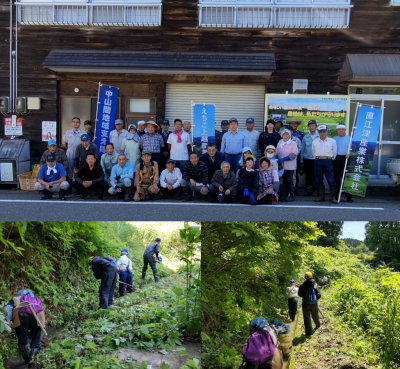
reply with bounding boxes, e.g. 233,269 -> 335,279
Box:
298,272 -> 321,336
142,238 -> 162,282
221,118 -> 246,173
63,117 -> 86,180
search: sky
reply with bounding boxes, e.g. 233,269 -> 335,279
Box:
342,221 -> 367,241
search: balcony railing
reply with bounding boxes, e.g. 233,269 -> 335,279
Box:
16,1 -> 162,26
199,0 -> 352,28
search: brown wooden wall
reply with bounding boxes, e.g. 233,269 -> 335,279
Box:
1,0 -> 400,162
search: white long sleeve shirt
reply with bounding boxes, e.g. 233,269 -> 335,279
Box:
116,255 -> 133,273
160,168 -> 182,188
312,137 -> 337,160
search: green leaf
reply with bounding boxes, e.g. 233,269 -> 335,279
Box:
140,326 -> 149,334
53,297 -> 59,307
158,349 -> 168,355
113,338 -> 120,346
160,363 -> 170,369
84,341 -> 96,349
172,288 -> 184,296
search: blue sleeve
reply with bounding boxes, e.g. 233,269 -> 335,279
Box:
120,164 -> 134,179
110,165 -> 117,187
36,165 -> 45,179
58,164 -> 66,178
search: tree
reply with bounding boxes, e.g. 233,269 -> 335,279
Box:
350,243 -> 369,255
365,222 -> 400,270
343,237 -> 365,249
317,222 -> 344,237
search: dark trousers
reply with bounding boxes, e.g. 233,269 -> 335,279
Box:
160,151 -> 170,171
314,159 -> 335,187
334,155 -> 352,199
303,158 -> 316,192
225,154 -> 241,173
302,303 -> 320,335
72,180 -> 108,194
15,314 -> 42,349
295,155 -> 301,188
288,298 -> 298,321
142,254 -> 158,275
119,271 -> 133,294
150,153 -> 162,172
174,160 -> 189,173
99,268 -> 117,309
257,193 -> 277,205
160,186 -> 182,198
208,188 -> 237,203
283,169 -> 295,196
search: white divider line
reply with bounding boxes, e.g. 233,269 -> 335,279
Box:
0,199 -> 385,210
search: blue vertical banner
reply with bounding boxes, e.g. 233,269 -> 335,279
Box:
193,104 -> 215,155
342,104 -> 382,197
95,85 -> 119,156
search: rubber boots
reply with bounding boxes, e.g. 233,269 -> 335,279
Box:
29,348 -> 40,363
40,189 -> 53,200
97,191 -> 104,201
59,188 -> 67,200
19,345 -> 30,364
154,273 -> 160,282
329,187 -> 339,204
287,185 -> 295,202
314,186 -> 326,202
123,186 -> 132,202
141,272 -> 146,279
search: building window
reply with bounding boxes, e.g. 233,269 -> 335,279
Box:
16,0 -> 162,26
392,0 -> 400,5
198,0 -> 352,29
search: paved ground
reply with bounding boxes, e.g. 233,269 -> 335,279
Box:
0,189 -> 399,221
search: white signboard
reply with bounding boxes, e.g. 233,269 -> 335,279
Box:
0,162 -> 13,182
42,121 -> 57,141
4,117 -> 22,136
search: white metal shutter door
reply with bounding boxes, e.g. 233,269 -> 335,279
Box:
165,84 -> 265,133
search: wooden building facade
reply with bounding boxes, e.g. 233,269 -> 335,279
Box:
1,0 -> 400,177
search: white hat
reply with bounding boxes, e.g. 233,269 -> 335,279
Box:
336,124 -> 346,129
137,120 -> 146,125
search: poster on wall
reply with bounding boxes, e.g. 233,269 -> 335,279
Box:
4,117 -> 22,136
42,121 -> 57,141
0,162 -> 13,182
342,104 -> 382,198
266,95 -> 350,137
95,84 -> 119,156
193,104 -> 215,155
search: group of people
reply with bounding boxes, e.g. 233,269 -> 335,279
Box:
3,237 -> 162,366
35,115 -> 352,205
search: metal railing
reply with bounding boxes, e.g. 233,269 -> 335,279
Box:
199,0 -> 352,28
16,1 -> 162,26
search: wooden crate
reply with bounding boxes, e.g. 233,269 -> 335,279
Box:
18,171 -> 37,191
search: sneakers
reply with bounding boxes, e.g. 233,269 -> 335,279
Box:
79,193 -> 90,200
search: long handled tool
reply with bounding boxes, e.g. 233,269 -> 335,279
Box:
117,281 -> 135,289
318,308 -> 325,319
16,301 -> 48,337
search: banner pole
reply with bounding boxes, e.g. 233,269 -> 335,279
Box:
338,102 -> 361,203
94,82 -> 102,142
191,101 -> 194,151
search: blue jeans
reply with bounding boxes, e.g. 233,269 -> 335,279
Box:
99,268 -> 117,309
119,271 -> 133,294
225,154 -> 241,173
314,159 -> 335,187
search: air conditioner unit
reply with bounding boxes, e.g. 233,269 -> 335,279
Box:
293,79 -> 308,94
0,97 -> 9,113
15,97 -> 27,114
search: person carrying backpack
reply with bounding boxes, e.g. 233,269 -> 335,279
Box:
116,249 -> 134,297
3,289 -> 45,365
240,317 -> 289,369
286,279 -> 299,322
298,272 -> 321,336
89,256 -> 118,309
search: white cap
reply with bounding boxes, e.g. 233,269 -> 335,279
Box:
336,124 -> 346,129
137,120 -> 146,125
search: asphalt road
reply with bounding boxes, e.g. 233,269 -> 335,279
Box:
0,190 -> 399,221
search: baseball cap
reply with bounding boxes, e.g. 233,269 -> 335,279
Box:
308,119 -> 317,125
141,150 -> 152,156
229,118 -> 238,123
137,120 -> 146,125
221,120 -> 229,125
161,119 -> 170,126
246,117 -> 255,123
47,139 -> 57,146
166,159 -> 175,164
266,119 -> 275,125
318,124 -> 328,131
81,134 -> 90,141
155,237 -> 161,242
115,119 -> 123,125
46,154 -> 56,162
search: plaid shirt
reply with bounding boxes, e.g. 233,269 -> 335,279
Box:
292,130 -> 304,142
140,133 -> 165,153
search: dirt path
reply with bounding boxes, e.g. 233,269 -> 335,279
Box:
281,314 -> 298,369
290,299 -> 378,369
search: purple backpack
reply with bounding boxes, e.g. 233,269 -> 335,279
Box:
242,329 -> 276,366
19,296 -> 44,315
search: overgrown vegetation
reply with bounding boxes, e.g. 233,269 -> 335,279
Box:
0,221 -> 201,368
202,222 -> 400,369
